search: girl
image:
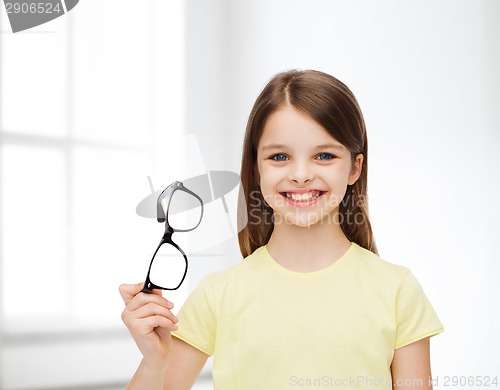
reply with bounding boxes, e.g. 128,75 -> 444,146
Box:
120,69 -> 444,389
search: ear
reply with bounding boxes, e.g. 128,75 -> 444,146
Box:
348,154 -> 364,185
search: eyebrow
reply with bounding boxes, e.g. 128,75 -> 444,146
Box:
260,143 -> 344,151
260,144 -> 286,152
314,143 -> 345,151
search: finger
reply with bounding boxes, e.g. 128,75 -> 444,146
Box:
143,315 -> 178,333
125,312 -> 178,334
122,305 -> 178,334
150,288 -> 163,297
150,291 -> 176,309
119,283 -> 175,308
131,302 -> 179,324
123,314 -> 178,334
119,282 -> 144,305
126,291 -> 175,312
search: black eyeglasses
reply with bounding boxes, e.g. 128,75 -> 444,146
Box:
142,181 -> 204,292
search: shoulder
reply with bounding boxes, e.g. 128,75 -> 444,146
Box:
349,242 -> 412,287
351,242 -> 408,271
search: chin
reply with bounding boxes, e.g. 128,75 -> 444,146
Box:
281,213 -> 324,228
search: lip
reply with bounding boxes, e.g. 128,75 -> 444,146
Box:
279,190 -> 327,208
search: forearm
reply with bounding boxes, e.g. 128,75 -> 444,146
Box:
126,358 -> 168,390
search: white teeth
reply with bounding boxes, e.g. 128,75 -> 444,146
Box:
285,191 -> 320,201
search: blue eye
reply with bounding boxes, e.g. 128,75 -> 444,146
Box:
316,153 -> 334,160
271,154 -> 288,161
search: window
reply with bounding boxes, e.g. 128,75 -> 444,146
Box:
0,0 -> 187,387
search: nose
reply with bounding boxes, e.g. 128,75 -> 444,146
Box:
288,159 -> 314,184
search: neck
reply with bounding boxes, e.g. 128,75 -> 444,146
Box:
266,211 -> 352,272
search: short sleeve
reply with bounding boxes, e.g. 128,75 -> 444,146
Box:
394,270 -> 444,349
171,276 -> 217,356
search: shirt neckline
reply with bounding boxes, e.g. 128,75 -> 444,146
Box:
261,242 -> 357,279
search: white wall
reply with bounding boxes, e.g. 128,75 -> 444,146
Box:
1,0 -> 498,388
186,0 -> 500,380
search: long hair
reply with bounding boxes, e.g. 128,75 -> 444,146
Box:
237,69 -> 378,257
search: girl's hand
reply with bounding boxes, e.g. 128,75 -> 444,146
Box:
119,283 -> 179,365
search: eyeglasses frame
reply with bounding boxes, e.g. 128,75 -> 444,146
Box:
142,181 -> 204,293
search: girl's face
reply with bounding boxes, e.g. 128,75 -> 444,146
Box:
256,105 -> 363,228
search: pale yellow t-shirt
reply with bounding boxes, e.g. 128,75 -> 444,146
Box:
172,243 -> 444,389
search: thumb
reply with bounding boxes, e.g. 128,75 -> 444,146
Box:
118,282 -> 145,305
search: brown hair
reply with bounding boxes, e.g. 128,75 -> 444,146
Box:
237,69 -> 378,257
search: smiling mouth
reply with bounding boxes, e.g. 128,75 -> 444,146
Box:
279,191 -> 326,202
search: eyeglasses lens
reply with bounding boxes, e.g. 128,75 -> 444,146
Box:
149,244 -> 186,290
163,189 -> 203,231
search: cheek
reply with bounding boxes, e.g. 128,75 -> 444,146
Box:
324,164 -> 351,198
257,160 -> 269,183
259,167 -> 283,191
337,162 -> 354,185
258,169 -> 286,206
258,173 -> 273,195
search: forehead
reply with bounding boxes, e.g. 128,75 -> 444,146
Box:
258,106 -> 346,152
